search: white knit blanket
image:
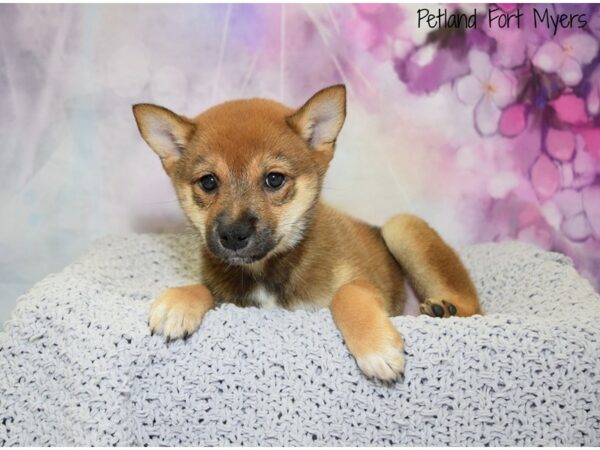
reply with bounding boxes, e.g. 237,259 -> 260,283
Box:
0,233 -> 599,446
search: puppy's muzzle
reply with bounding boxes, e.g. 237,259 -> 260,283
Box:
216,215 -> 256,251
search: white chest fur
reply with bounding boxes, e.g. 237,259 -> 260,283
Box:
250,284 -> 329,312
251,285 -> 279,309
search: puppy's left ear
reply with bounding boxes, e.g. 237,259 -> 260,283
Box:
287,85 -> 346,156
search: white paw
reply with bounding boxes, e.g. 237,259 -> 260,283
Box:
149,287 -> 209,341
355,343 -> 405,382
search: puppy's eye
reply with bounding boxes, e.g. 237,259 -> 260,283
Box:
264,172 -> 286,190
198,174 -> 218,192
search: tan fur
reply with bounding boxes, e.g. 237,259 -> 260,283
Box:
133,85 -> 482,381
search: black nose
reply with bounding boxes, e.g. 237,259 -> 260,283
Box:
217,216 -> 255,251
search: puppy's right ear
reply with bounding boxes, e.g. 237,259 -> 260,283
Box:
132,104 -> 195,171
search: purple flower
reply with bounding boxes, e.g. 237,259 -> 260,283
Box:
455,50 -> 517,135
583,185 -> 600,239
499,103 -> 527,137
550,94 -> 589,125
532,33 -> 599,87
586,67 -> 600,116
395,43 -> 470,94
546,128 -> 575,161
530,154 -> 560,200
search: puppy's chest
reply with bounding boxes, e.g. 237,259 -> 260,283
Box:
230,276 -> 326,311
205,259 -> 335,311
249,284 -> 281,309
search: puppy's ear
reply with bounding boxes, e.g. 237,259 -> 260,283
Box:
287,85 -> 346,154
132,104 -> 195,170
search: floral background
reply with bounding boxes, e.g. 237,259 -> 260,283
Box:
1,3 -> 600,324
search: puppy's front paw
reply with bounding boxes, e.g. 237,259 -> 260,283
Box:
355,331 -> 405,382
331,280 -> 406,382
149,285 -> 214,342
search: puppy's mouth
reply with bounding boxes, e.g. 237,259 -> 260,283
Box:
221,253 -> 265,265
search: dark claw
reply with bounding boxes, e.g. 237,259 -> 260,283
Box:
165,336 -> 171,344
183,332 -> 190,341
431,303 -> 444,317
150,330 -> 155,336
443,301 -> 457,316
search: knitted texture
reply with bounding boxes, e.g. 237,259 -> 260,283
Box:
0,233 -> 599,446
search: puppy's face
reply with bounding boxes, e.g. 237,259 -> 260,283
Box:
133,85 -> 346,265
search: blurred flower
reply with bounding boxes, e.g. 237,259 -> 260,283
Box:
395,43 -> 470,94
546,128 -> 575,161
560,162 -> 574,187
393,13 -> 496,94
530,154 -> 560,200
586,67 -> 600,115
583,185 -> 600,238
455,50 -> 517,135
571,145 -> 599,188
532,33 -> 599,87
578,127 -> 600,160
561,213 -> 592,241
554,188 -> 584,218
499,103 -> 527,137
550,93 -> 589,125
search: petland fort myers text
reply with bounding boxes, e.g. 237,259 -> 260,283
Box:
417,7 -> 589,35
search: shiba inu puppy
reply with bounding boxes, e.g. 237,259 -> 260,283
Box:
132,85 -> 481,381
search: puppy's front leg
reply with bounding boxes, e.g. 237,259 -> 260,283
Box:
331,280 -> 405,382
149,284 -> 214,341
